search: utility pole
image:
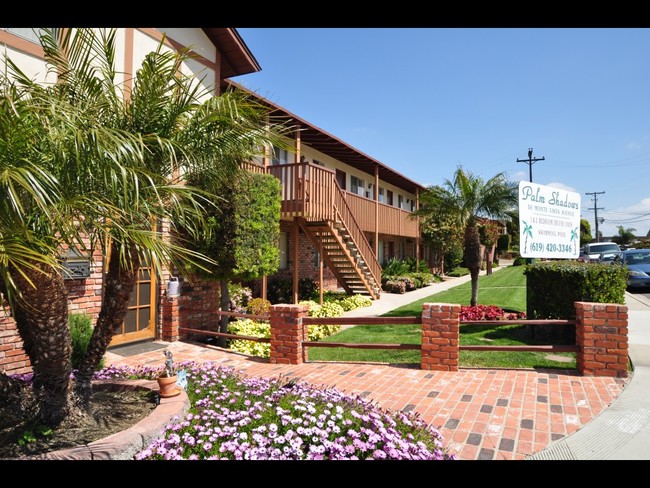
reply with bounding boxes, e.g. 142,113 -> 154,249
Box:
585,191 -> 605,242
517,148 -> 545,182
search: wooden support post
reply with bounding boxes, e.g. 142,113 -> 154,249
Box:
415,188 -> 420,272
262,275 -> 267,301
293,220 -> 299,304
374,163 -> 379,258
319,239 -> 324,305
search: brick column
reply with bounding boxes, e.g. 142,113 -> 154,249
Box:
0,314 -> 31,375
269,304 -> 308,365
421,303 -> 460,371
575,302 -> 629,378
161,296 -> 180,342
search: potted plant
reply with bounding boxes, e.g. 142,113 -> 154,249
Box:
157,350 -> 180,398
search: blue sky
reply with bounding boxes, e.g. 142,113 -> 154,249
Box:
234,27 -> 650,239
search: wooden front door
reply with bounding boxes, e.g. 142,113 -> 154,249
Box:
110,264 -> 157,346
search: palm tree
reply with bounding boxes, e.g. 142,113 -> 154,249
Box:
612,226 -> 637,248
1,28 -> 292,423
413,166 -> 518,306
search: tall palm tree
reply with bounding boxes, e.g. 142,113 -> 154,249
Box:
413,166 -> 518,306
2,28 -> 292,422
612,226 -> 636,248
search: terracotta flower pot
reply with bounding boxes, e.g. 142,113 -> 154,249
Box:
157,374 -> 180,398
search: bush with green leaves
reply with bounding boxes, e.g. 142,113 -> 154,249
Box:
227,319 -> 272,357
300,300 -> 345,318
339,294 -> 372,311
247,297 -> 271,316
227,315 -> 341,358
266,278 -> 318,304
382,257 -> 411,277
69,313 -> 104,370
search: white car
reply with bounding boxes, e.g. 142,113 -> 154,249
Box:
583,242 -> 622,263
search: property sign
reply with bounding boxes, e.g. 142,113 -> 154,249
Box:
518,181 -> 581,259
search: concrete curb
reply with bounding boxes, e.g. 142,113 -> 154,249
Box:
16,379 -> 189,461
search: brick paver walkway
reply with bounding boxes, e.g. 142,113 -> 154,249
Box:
105,340 -> 628,460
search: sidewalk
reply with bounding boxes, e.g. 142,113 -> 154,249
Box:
528,291 -> 650,460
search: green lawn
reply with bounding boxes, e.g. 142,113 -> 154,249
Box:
308,266 -> 577,370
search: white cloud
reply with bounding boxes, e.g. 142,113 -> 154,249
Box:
545,182 -> 578,193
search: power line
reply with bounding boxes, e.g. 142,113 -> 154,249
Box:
585,191 -> 605,242
517,148 -> 545,183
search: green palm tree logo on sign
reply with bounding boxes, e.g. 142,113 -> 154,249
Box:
570,227 -> 578,252
522,220 -> 533,253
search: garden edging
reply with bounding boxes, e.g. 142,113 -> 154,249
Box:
19,379 -> 189,460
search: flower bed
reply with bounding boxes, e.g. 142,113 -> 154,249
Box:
93,363 -> 455,461
459,304 -> 526,321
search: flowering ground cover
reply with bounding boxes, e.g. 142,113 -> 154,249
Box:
96,362 -> 455,461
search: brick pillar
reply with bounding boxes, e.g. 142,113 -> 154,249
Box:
269,304 -> 308,365
161,296 -> 180,342
575,301 -> 629,378
0,314 -> 31,374
421,303 -> 460,371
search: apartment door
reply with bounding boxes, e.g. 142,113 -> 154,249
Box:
386,190 -> 394,206
335,169 -> 346,190
110,264 -> 157,346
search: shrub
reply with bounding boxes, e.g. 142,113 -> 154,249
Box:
382,257 -> 410,277
227,319 -> 271,357
267,278 -> 318,304
446,267 -> 469,277
339,294 -> 372,311
444,242 -> 464,272
383,280 -> 406,294
69,313 -> 104,370
227,316 -> 341,358
247,297 -> 271,316
229,283 -> 252,313
512,256 -> 527,266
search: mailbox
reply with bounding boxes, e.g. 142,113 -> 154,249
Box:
61,249 -> 91,280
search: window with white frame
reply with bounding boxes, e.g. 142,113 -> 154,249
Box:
350,175 -> 365,196
378,187 -> 385,203
398,194 -> 404,210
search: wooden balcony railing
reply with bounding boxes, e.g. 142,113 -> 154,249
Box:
343,192 -> 419,238
243,161 -> 419,240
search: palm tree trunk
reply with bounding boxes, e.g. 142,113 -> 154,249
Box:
75,240 -> 139,407
10,262 -> 78,426
218,279 -> 230,349
464,224 -> 482,307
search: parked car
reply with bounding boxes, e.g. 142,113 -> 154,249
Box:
598,250 -> 624,264
583,242 -> 622,263
621,249 -> 650,289
577,248 -> 586,262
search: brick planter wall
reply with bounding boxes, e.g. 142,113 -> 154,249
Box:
269,304 -> 308,365
575,302 -> 629,378
420,303 -> 460,371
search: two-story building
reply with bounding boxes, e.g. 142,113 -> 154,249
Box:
0,28 -> 429,374
231,81 -> 427,301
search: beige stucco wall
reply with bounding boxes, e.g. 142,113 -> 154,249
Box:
298,144 -> 418,209
0,28 -> 218,101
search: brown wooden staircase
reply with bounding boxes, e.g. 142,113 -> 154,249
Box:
299,217 -> 381,299
258,161 -> 382,299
